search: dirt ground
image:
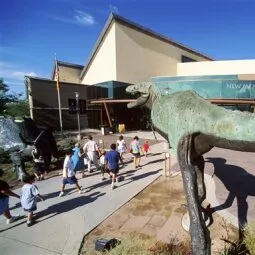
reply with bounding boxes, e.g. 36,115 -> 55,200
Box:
80,174 -> 238,255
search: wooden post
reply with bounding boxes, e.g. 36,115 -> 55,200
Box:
103,102 -> 113,128
164,152 -> 171,176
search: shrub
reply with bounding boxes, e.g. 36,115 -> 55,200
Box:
243,222 -> 255,255
91,234 -> 191,255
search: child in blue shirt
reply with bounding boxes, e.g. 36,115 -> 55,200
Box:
105,144 -> 123,189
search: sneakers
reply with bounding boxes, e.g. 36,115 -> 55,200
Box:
6,215 -> 21,224
26,221 -> 32,227
111,183 -> 115,190
59,191 -> 65,197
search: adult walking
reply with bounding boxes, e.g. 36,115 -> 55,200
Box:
130,136 -> 142,169
83,135 -> 100,173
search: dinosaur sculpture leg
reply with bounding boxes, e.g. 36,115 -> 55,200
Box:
178,135 -> 211,255
193,155 -> 206,204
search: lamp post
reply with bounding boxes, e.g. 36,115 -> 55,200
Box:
75,92 -> 81,141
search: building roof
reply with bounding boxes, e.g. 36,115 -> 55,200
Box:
51,60 -> 84,81
80,12 -> 214,80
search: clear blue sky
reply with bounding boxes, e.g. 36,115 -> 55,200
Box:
1,0 -> 255,95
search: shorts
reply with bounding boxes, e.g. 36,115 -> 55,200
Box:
34,163 -> 45,175
0,197 -> 9,215
132,153 -> 140,158
62,176 -> 78,185
24,206 -> 37,213
110,167 -> 119,174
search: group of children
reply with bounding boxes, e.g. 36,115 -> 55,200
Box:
0,135 -> 151,227
60,135 -> 150,191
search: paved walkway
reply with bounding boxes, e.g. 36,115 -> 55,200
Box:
1,130 -> 255,254
0,133 -> 166,255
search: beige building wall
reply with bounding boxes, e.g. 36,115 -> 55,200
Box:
177,59 -> 255,76
81,23 -> 117,85
58,66 -> 82,83
115,22 -> 210,84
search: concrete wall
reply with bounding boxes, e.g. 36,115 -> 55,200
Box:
115,22 -> 210,84
177,59 -> 255,76
81,23 -> 117,85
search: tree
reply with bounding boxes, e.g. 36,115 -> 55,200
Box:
0,79 -> 23,115
5,100 -> 29,117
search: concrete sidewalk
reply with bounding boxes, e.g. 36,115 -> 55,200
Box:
0,140 -> 167,255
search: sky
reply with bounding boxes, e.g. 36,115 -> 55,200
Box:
1,0 -> 255,95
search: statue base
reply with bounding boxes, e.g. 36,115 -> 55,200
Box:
182,212 -> 210,232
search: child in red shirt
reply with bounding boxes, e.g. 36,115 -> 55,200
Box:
142,140 -> 150,157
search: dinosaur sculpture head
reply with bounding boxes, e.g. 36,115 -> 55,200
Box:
126,81 -> 153,109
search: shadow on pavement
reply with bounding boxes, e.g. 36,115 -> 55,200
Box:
36,191 -> 105,224
206,157 -> 255,238
146,153 -> 162,157
142,158 -> 165,166
117,169 -> 162,188
0,216 -> 27,233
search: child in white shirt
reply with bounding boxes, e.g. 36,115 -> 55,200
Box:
116,135 -> 127,160
99,151 -> 111,181
59,149 -> 83,197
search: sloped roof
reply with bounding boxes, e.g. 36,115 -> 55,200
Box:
51,60 -> 84,83
80,12 -> 214,80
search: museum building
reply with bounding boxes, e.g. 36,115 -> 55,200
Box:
25,13 -> 255,131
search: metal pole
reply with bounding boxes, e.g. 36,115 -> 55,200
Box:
57,88 -> 63,136
55,54 -> 63,136
75,92 -> 81,140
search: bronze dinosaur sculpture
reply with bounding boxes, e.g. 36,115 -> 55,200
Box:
126,81 -> 255,255
0,117 -> 58,181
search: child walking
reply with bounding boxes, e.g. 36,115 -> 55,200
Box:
0,168 -> 21,224
142,140 -> 150,157
99,151 -> 111,181
20,174 -> 44,227
72,143 -> 86,178
116,135 -> 127,161
59,149 -> 83,197
32,148 -> 45,181
105,144 -> 123,190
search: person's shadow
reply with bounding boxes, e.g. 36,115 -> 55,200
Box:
1,191 -> 105,233
37,191 -> 105,222
206,157 -> 255,237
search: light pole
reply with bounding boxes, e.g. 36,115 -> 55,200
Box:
75,92 -> 81,141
